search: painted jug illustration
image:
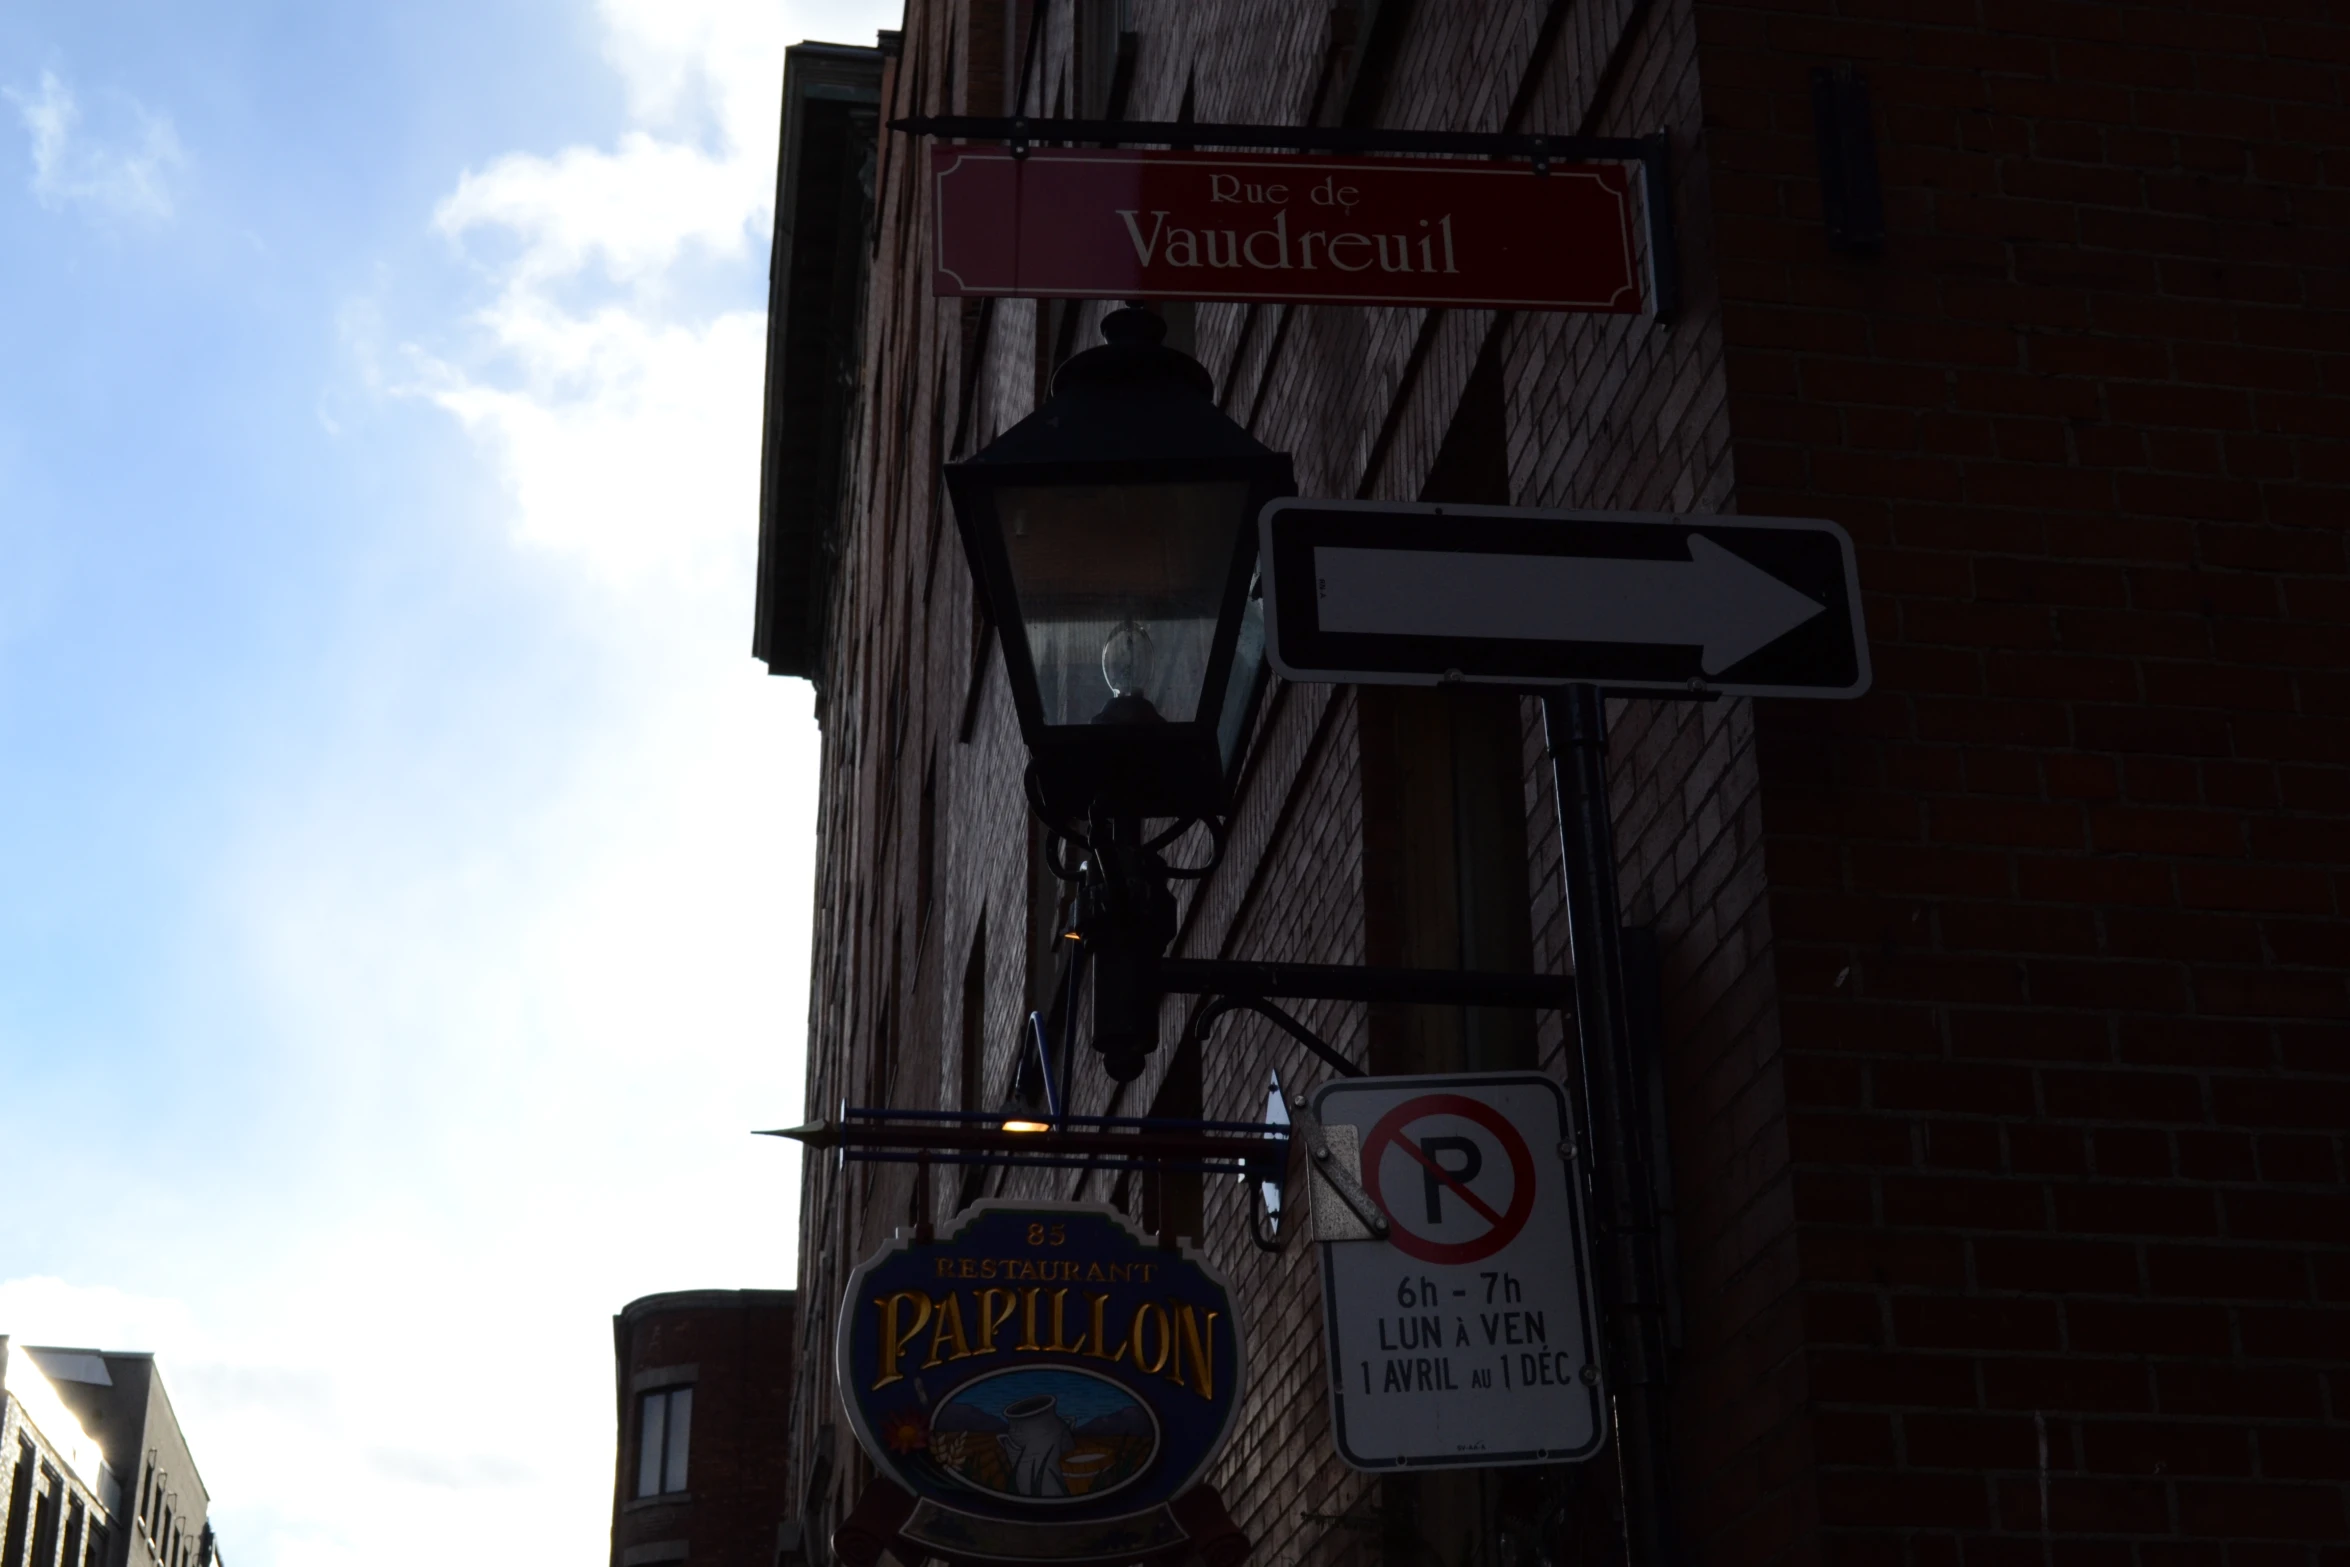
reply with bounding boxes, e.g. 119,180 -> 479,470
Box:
998,1394 -> 1075,1497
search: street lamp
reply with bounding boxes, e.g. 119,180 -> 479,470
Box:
947,307 -> 1296,1083
946,308 -> 1296,826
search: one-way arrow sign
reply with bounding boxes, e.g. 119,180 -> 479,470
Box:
1260,500 -> 1870,698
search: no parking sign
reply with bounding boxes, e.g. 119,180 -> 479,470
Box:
1311,1072 -> 1605,1469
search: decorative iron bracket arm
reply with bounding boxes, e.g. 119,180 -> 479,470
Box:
1159,956 -> 1576,1011
892,114 -> 1653,165
1186,992 -> 1365,1080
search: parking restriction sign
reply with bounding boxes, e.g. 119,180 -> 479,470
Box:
1311,1072 -> 1605,1469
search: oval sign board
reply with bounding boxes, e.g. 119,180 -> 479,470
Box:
837,1201 -> 1245,1528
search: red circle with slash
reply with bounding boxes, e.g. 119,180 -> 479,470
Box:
1360,1093 -> 1537,1265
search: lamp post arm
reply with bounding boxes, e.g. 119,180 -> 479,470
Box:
892,114 -> 1654,164
1185,993 -> 1364,1080
1157,957 -> 1576,1010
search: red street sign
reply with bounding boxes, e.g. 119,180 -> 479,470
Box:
930,146 -> 1645,314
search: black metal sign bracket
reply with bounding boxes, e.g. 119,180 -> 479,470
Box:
1164,955 -> 1580,1082
893,114 -> 1652,164
1159,956 -> 1577,1010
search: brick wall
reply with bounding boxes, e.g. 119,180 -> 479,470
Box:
775,3 -> 2348,1567
611,1291 -> 799,1567
1695,3 -> 2350,1564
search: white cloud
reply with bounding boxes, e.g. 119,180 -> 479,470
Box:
596,0 -> 791,154
5,69 -> 186,222
435,131 -> 763,288
0,1276 -> 209,1361
419,0 -> 816,588
164,2 -> 860,1561
5,5 -> 891,1563
420,301 -> 768,582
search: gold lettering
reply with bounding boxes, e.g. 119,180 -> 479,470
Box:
924,1293 -> 973,1367
1087,1293 -> 1122,1361
977,1287 -> 1020,1352
1085,1263 -> 1106,1283
1046,1288 -> 1087,1354
873,1291 -> 932,1388
1169,1303 -> 1220,1399
1018,1287 -> 1044,1350
1129,1302 -> 1173,1374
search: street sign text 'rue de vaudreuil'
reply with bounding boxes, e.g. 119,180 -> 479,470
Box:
930,146 -> 1647,314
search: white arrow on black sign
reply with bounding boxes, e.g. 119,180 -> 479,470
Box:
1259,499 -> 1870,699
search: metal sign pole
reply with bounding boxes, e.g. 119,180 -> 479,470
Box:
1542,684 -> 1677,1567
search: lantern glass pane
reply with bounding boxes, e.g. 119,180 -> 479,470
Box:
998,480 -> 1249,728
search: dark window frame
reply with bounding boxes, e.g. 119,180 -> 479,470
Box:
636,1384 -> 695,1499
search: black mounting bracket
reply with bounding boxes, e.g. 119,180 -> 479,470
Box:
760,1106 -> 1290,1184
893,114 -> 1651,164
1166,955 -> 1580,1081
1159,956 -> 1577,1010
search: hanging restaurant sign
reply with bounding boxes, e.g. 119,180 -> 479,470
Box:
836,1200 -> 1247,1564
930,146 -> 1644,314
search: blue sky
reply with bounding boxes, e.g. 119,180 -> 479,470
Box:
0,1 -> 894,1560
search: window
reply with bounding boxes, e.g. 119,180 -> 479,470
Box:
957,916 -> 991,1208
959,916 -> 987,1114
916,751 -> 938,929
1073,0 -> 1133,119
2,1440 -> 32,1567
636,1386 -> 693,1498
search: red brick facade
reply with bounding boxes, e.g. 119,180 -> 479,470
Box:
611,1291 -> 798,1567
764,5 -> 2347,1567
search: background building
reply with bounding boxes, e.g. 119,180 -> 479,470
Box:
611,1290 -> 800,1567
758,6 -> 2348,1567
2,1340 -> 218,1567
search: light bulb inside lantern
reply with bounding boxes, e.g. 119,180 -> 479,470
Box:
1101,620 -> 1154,699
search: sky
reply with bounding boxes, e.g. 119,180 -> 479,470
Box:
0,1 -> 896,1561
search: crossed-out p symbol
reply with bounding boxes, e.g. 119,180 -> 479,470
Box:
1361,1093 -> 1538,1265
1418,1136 -> 1483,1223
